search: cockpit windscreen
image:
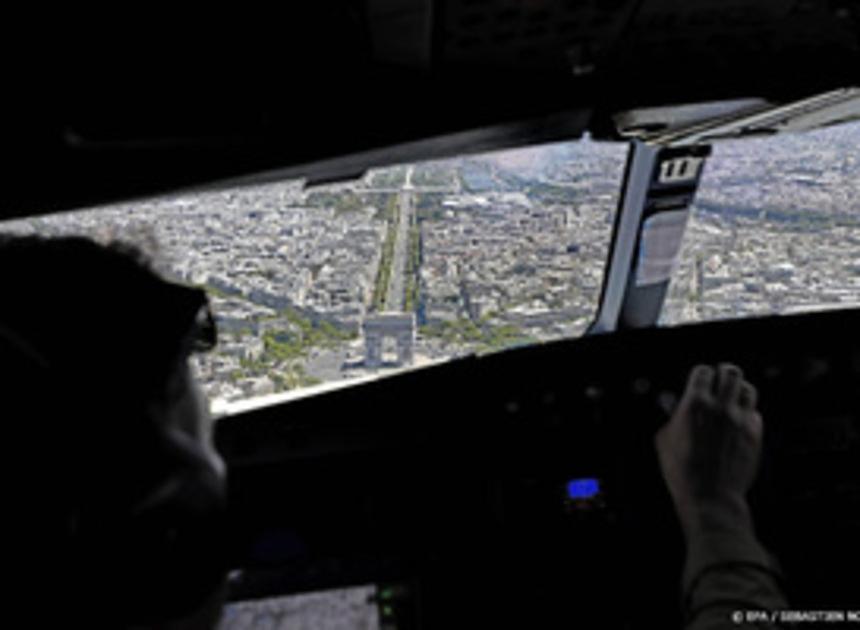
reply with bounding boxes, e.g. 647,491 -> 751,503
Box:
0,138 -> 627,412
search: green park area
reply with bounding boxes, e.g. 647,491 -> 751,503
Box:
229,307 -> 356,392
403,222 -> 421,312
420,317 -> 535,354
370,195 -> 400,311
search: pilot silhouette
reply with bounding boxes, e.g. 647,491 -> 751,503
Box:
0,235 -> 227,629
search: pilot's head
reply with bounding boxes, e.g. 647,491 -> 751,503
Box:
0,234 -> 226,628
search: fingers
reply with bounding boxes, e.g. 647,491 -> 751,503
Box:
747,411 -> 763,440
682,363 -> 759,410
716,363 -> 743,404
737,381 -> 758,410
685,364 -> 715,397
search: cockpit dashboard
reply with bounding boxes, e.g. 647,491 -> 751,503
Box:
217,307 -> 860,628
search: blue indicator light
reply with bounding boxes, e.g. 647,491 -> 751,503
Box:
566,478 -> 600,500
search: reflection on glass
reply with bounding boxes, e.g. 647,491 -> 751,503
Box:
662,122 -> 860,326
0,138 -> 626,410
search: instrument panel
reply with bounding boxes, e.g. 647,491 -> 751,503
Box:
215,308 -> 860,628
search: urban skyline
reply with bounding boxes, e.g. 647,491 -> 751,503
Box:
1,122 -> 858,409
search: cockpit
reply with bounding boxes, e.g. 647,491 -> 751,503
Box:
2,2 -> 859,628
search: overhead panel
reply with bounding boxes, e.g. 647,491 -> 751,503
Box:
4,1 -> 860,219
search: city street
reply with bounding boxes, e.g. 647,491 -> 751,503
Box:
384,165 -> 416,311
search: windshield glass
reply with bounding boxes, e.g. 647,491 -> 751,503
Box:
0,137 -> 626,411
661,121 -> 860,325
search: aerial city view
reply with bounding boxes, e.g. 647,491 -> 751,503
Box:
2,122 -> 858,410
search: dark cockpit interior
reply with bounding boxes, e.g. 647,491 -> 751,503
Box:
4,2 -> 860,628
216,308 -> 860,627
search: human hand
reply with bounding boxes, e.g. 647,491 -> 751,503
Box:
655,364 -> 763,537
